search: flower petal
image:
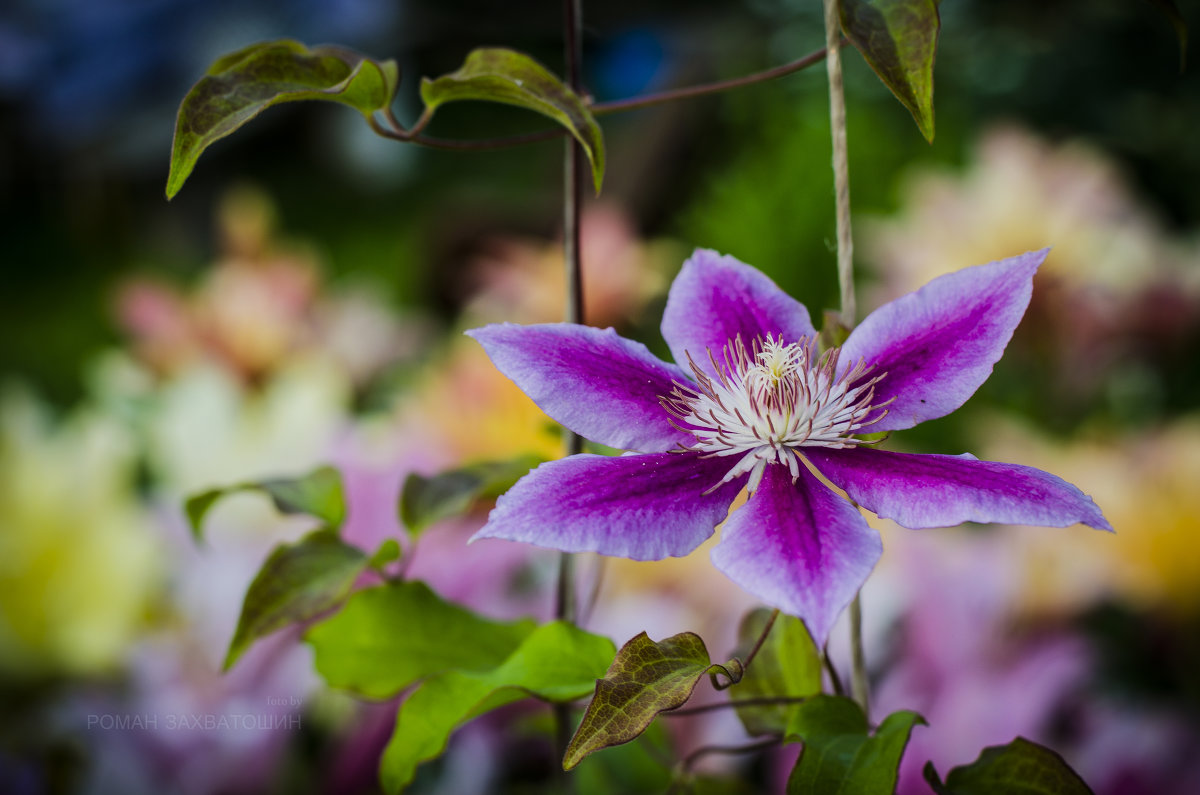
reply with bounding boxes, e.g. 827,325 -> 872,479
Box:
710,464 -> 881,646
473,452 -> 744,560
805,447 -> 1113,531
467,323 -> 693,453
661,249 -> 816,377
840,249 -> 1047,431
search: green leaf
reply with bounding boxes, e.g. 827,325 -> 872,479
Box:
223,527 -> 368,671
398,454 -> 542,538
923,737 -> 1095,795
840,0 -> 940,142
379,621 -> 615,793
420,48 -> 606,193
732,609 -> 822,736
305,580 -> 536,699
574,721 -> 673,795
786,695 -> 924,795
1146,0 -> 1188,72
563,631 -> 744,770
185,465 -> 347,542
167,40 -> 399,199
366,538 -> 402,570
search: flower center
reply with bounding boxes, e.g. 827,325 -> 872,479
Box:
661,334 -> 889,492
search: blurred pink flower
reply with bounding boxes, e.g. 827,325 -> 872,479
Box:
871,531 -> 1090,794
874,526 -> 1200,795
462,202 -> 677,327
981,416 -> 1200,615
116,186 -> 422,386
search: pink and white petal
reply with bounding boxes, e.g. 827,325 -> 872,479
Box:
661,249 -> 816,377
840,249 -> 1047,432
473,452 -> 744,560
711,464 -> 881,647
805,447 -> 1113,531
467,323 -> 693,453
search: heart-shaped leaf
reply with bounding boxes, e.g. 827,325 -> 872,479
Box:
421,48 -> 605,193
379,621 -> 615,793
923,736 -> 1095,795
185,464 -> 346,541
840,0 -> 940,142
305,580 -> 536,699
786,695 -> 924,794
563,631 -> 743,770
167,40 -> 399,198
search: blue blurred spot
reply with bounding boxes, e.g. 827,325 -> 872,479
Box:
591,27 -> 668,102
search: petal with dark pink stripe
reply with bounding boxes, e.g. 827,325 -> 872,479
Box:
661,249 -> 816,378
710,464 -> 881,646
805,447 -> 1113,531
840,250 -> 1047,432
472,452 -> 744,560
467,323 -> 692,453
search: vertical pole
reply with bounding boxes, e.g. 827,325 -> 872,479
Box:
554,0 -> 585,785
823,0 -> 868,718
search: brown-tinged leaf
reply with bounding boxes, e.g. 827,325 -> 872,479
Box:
563,631 -> 743,770
420,48 -> 605,193
167,40 -> 399,198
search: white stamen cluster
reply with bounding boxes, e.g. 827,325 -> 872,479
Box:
661,334 -> 889,493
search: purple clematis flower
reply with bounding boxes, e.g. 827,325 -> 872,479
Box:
466,249 -> 1111,644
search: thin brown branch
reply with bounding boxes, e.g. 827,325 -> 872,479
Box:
554,2 -> 585,789
591,44 -> 828,116
824,0 -> 855,323
367,45 -> 832,151
849,592 -> 869,716
679,735 -> 782,776
662,695 -> 810,718
742,608 -> 780,671
823,649 -> 845,697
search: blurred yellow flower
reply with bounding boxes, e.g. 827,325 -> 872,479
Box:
981,416 -> 1200,616
0,389 -> 160,678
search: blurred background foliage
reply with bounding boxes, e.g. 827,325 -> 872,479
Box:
1,0 -> 1198,793
2,0 -> 1194,405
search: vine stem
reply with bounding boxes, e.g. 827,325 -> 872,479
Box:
662,695 -> 809,718
824,0 -> 855,324
590,46 -> 829,116
823,648 -> 846,697
553,0 -> 585,788
848,591 -> 869,716
678,736 -> 782,776
742,608 -> 780,671
823,0 -> 867,718
556,0 -> 584,635
369,45 -> 831,150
